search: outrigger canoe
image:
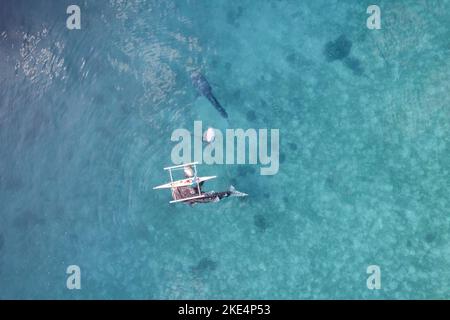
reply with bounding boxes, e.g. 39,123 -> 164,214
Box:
153,176 -> 217,190
154,162 -> 247,204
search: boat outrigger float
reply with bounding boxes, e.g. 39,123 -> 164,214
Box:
153,162 -> 248,204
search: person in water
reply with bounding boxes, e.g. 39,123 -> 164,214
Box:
171,165 -> 247,205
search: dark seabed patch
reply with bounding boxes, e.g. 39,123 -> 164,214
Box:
246,110 -> 257,122
226,6 -> 244,27
232,89 -> 241,100
324,35 -> 352,62
191,257 -> 217,275
134,223 -> 150,241
237,166 -> 256,177
288,142 -> 298,151
406,239 -> 413,248
280,152 -> 286,164
1,174 -> 24,192
13,210 -> 46,229
0,234 -> 4,251
210,57 -> 220,69
343,56 -> 364,76
286,52 -> 301,65
254,214 -> 269,232
325,171 -> 338,190
425,232 -> 436,243
225,62 -> 232,73
93,93 -> 106,105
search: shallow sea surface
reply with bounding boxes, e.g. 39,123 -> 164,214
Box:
0,0 -> 449,299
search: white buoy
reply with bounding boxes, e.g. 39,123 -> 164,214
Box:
203,127 -> 216,143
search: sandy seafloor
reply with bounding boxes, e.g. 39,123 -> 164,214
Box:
0,0 -> 449,299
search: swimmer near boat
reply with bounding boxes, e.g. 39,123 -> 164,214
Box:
153,162 -> 248,204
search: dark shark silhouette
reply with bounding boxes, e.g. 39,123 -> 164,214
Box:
191,71 -> 229,119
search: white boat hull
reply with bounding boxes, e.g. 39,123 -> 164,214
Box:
153,176 -> 217,190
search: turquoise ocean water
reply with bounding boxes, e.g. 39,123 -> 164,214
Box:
0,0 -> 449,299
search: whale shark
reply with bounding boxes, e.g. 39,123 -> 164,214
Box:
172,184 -> 247,205
191,71 -> 229,119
